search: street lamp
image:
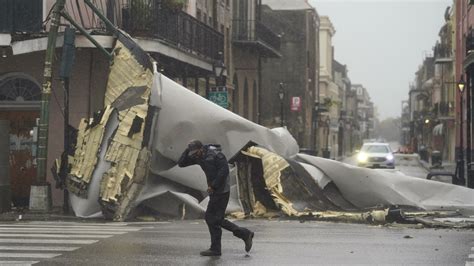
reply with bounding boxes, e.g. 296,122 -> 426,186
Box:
213,52 -> 226,87
278,83 -> 285,127
458,75 -> 466,186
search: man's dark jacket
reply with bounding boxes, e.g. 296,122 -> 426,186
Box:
177,145 -> 230,194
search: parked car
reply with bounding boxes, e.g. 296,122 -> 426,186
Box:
357,142 -> 395,169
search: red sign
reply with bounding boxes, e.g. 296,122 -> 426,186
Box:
290,96 -> 302,112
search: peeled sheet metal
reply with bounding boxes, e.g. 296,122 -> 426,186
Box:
295,154 -> 474,215
148,73 -> 299,162
65,29 -> 474,221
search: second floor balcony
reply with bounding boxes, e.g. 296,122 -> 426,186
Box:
1,0 -> 224,63
432,101 -> 454,119
0,0 -> 43,34
232,19 -> 281,58
121,1 -> 223,62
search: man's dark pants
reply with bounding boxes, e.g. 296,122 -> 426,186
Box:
205,192 -> 250,252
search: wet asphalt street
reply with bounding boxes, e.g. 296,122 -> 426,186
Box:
22,220 -> 473,266
2,149 -> 470,265
343,152 -> 427,178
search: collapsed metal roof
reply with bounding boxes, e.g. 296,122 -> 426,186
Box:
56,28 -> 474,228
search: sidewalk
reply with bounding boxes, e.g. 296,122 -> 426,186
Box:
418,157 -> 456,184
0,206 -> 83,222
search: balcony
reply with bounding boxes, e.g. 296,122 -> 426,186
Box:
434,43 -> 452,63
0,0 -> 43,34
232,20 -> 281,58
121,1 -> 223,61
436,101 -> 454,119
123,4 -> 224,60
62,0 -> 223,62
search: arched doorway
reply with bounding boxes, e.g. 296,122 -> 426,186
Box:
0,73 -> 41,207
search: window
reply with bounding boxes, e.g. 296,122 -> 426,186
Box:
0,73 -> 41,102
361,145 -> 389,153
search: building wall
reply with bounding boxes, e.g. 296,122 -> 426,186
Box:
0,49 -> 109,206
260,7 -> 318,149
231,47 -> 259,120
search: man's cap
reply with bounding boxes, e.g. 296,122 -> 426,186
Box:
188,140 -> 203,156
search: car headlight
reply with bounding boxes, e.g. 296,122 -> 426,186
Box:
386,154 -> 394,161
357,152 -> 368,162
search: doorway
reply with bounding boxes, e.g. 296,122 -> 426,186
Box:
0,73 -> 41,207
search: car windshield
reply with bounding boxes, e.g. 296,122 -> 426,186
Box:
361,145 -> 389,153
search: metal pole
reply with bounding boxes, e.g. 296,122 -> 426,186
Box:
83,0 -> 119,35
467,72 -> 472,184
36,0 -> 66,185
469,70 -> 474,188
60,12 -> 112,59
280,98 -> 284,127
460,90 -> 466,185
62,78 -> 70,213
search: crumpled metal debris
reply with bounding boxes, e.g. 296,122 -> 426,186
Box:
59,29 -> 474,227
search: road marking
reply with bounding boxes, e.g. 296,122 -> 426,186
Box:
0,261 -> 39,265
0,239 -> 98,244
0,246 -> 79,252
0,225 -> 140,231
0,253 -> 61,258
0,229 -> 126,234
22,222 -> 129,226
0,234 -> 113,239
0,222 -> 143,265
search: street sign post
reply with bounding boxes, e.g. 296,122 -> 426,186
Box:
291,96 -> 302,112
208,86 -> 228,108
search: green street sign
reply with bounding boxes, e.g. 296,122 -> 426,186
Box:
208,87 -> 228,108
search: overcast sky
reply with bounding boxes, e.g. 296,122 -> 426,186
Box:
308,0 -> 452,120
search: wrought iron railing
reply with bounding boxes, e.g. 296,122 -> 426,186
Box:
434,43 -> 452,59
64,0 -> 223,61
0,0 -> 43,33
232,19 -> 280,51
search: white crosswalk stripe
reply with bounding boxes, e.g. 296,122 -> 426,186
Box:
0,261 -> 40,265
0,221 -> 142,265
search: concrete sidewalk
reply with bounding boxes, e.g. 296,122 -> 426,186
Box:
418,157 -> 456,184
0,206 -> 83,222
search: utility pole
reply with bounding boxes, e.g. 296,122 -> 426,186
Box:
30,0 -> 66,211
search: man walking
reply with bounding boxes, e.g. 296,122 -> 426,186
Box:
178,140 -> 254,256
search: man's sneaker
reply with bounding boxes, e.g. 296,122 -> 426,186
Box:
244,231 -> 254,252
200,249 -> 221,256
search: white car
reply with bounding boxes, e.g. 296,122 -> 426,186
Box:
357,142 -> 395,169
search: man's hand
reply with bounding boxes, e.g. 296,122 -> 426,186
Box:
207,186 -> 214,194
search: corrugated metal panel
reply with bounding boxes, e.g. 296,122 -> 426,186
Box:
0,0 -> 42,33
